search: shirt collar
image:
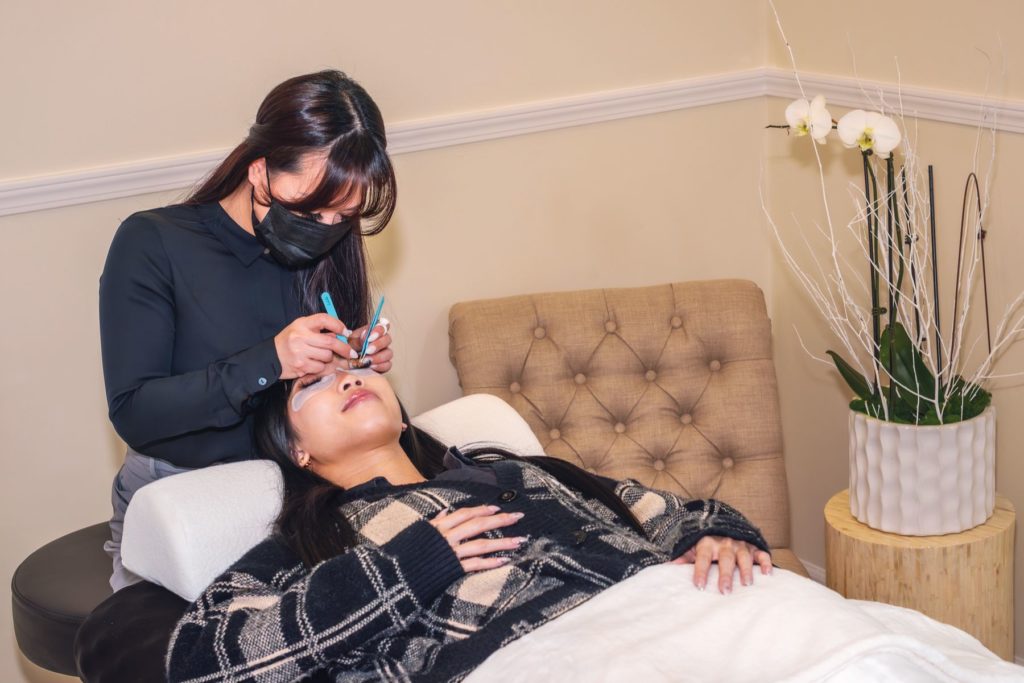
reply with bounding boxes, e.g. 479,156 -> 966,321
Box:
198,201 -> 269,267
442,446 -> 477,470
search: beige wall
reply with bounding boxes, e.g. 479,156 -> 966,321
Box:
766,0 -> 1024,661
2,2 -> 1022,681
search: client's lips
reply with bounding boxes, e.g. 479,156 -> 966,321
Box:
342,389 -> 377,412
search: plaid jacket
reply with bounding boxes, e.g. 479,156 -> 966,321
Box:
166,452 -> 769,682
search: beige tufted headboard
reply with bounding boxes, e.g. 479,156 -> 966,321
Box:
448,279 -> 794,555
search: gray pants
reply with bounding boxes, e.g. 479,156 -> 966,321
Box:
104,449 -> 192,591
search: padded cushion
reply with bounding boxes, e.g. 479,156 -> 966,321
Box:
11,523 -> 113,675
449,280 -> 792,549
122,460 -> 283,602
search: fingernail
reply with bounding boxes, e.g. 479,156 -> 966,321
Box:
514,536 -> 528,544
349,349 -> 359,359
343,328 -> 354,337
488,505 -> 501,512
496,557 -> 510,564
365,344 -> 377,355
368,331 -> 380,343
511,512 -> 525,519
697,583 -> 705,591
723,585 -> 732,595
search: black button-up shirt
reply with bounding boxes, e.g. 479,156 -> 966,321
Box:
99,202 -> 304,468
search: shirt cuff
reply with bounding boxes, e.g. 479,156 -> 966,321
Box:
218,337 -> 282,414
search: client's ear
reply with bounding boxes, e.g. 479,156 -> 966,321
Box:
293,448 -> 311,469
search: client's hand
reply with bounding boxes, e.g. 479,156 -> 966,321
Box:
430,505 -> 526,572
671,536 -> 772,594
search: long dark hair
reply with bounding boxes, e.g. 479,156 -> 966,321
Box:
187,70 -> 396,320
254,381 -> 643,567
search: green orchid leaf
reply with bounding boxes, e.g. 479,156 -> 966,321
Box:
879,322 -> 935,407
827,351 -> 874,401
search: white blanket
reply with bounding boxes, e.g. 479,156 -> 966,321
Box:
467,565 -> 1023,682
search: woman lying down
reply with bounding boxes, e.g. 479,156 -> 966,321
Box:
166,369 -> 773,682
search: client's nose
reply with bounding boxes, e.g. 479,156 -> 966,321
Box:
340,377 -> 363,392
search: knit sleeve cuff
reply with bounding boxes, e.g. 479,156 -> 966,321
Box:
380,520 -> 464,604
671,499 -> 771,558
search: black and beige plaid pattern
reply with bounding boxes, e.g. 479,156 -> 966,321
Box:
167,454 -> 768,682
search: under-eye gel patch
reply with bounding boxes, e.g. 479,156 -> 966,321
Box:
290,373 -> 336,412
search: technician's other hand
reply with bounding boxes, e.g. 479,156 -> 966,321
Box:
275,314 -> 355,380
430,505 -> 526,573
345,317 -> 393,373
671,535 -> 772,594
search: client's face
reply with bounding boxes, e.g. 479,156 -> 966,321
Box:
287,368 -> 404,467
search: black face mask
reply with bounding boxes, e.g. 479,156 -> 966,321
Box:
252,175 -> 355,268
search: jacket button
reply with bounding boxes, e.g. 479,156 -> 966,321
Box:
573,530 -> 588,545
499,490 -> 518,503
258,377 -> 268,386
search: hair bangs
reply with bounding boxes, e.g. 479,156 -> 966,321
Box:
273,134 -> 396,233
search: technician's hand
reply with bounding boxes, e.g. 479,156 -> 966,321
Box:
430,505 -> 526,573
344,318 -> 393,373
274,314 -> 357,380
671,536 -> 772,594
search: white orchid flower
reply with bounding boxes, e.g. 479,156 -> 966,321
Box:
837,110 -> 902,159
784,95 -> 832,143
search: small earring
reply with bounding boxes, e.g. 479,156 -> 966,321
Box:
401,422 -> 408,432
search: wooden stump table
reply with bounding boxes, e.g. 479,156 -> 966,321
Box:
825,489 -> 1016,661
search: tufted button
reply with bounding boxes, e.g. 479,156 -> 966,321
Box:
534,327 -> 546,339
574,373 -> 587,385
509,381 -> 521,393
670,316 -> 683,329
722,456 -> 735,469
549,428 -> 561,440
653,459 -> 666,471
604,320 -> 617,333
613,422 -> 626,434
499,490 -> 518,503
680,413 -> 693,425
709,359 -> 722,372
644,369 -> 657,382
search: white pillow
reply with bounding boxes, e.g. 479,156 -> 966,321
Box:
121,393 -> 543,601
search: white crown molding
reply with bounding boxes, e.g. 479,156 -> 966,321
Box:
3,67 -> 1023,217
762,66 -> 1024,133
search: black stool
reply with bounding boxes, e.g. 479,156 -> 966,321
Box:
11,523 -> 113,676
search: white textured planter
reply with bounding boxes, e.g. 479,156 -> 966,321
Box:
848,406 -> 996,535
